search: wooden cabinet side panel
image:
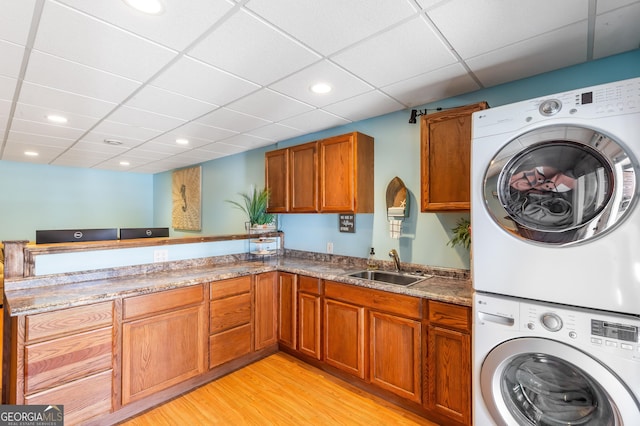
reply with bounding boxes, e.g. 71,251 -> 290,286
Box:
25,370 -> 113,425
265,148 -> 289,213
428,326 -> 471,425
298,292 -> 321,360
354,132 -> 374,213
254,272 -> 278,350
26,301 -> 113,342
323,298 -> 365,379
121,305 -> 205,405
290,142 -> 318,212
277,273 -> 297,349
369,311 -> 421,403
25,327 -> 113,395
319,134 -> 355,212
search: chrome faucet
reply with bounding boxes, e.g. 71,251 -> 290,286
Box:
389,249 -> 401,272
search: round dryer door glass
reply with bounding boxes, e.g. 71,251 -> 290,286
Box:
484,125 -> 637,245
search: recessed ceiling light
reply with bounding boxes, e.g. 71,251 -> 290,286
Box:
104,138 -> 123,146
122,0 -> 164,15
310,82 -> 332,94
120,161 -> 131,166
176,138 -> 189,145
24,151 -> 39,157
46,114 -> 68,124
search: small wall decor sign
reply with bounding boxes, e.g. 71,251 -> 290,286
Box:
172,166 -> 202,231
339,214 -> 355,233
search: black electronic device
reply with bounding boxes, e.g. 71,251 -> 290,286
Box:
36,228 -> 118,244
119,227 -> 169,240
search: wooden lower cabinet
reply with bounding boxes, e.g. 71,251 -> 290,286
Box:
277,272 -> 297,350
254,272 -> 278,350
323,298 -> 365,379
121,285 -> 206,405
369,311 -> 421,403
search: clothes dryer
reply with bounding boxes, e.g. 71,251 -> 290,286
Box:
471,77 -> 640,315
473,292 -> 640,425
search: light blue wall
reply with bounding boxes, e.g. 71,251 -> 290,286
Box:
154,49 -> 640,270
0,161 -> 153,241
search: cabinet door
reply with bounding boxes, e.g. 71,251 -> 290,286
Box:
290,142 -> 318,212
427,325 -> 471,425
122,305 -> 206,405
420,102 -> 488,211
265,148 -> 289,213
277,272 -> 297,349
319,134 -> 355,212
298,292 -> 321,360
369,311 -> 421,403
323,298 -> 365,379
254,272 -> 278,350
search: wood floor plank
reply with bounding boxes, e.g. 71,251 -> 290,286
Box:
119,352 -> 438,425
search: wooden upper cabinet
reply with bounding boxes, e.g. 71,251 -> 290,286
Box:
420,102 -> 488,211
319,132 -> 374,213
265,148 -> 289,213
290,142 -> 318,212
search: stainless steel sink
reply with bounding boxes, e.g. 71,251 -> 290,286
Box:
345,270 -> 429,286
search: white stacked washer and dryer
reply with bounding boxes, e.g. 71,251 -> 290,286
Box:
471,77 -> 640,425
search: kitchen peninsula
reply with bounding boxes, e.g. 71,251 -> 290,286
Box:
2,234 -> 472,426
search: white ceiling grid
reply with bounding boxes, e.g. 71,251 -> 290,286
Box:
0,0 -> 638,173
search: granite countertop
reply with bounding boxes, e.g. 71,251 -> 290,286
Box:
4,256 -> 473,316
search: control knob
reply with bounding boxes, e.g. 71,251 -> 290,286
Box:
541,312 -> 563,332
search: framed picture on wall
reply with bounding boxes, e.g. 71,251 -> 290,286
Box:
172,166 -> 202,231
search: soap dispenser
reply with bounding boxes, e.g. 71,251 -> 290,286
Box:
367,247 -> 378,270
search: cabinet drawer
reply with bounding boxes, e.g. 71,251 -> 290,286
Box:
325,281 -> 421,319
209,323 -> 252,368
123,285 -> 204,320
25,327 -> 113,395
210,276 -> 252,300
26,301 -> 113,342
25,369 -> 112,425
428,300 -> 470,331
210,293 -> 251,333
298,275 -> 322,295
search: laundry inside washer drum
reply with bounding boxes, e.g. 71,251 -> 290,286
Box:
501,354 -> 614,425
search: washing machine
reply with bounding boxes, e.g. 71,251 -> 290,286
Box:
471,77 -> 640,315
474,292 -> 640,425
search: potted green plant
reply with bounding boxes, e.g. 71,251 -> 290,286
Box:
448,218 -> 471,250
226,186 -> 276,233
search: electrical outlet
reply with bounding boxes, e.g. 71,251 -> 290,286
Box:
326,242 -> 333,254
153,249 -> 168,263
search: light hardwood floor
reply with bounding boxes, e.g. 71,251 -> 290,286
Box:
119,352 -> 438,425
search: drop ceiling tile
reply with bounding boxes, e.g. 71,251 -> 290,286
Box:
5,130 -> 75,150
0,0 -> 36,45
0,75 -> 17,100
2,142 -> 66,164
332,16 -> 457,87
226,89 -> 313,122
24,51 -> 140,103
597,0 -> 640,13
51,155 -> 107,169
152,56 -> 260,106
9,118 -> 86,140
428,0 -> 587,59
198,142 -> 247,156
270,60 -> 373,107
0,99 -> 11,118
323,90 -> 406,122
107,106 -> 186,133
167,121 -> 237,142
382,63 -> 480,107
246,123 -> 305,141
217,133 -> 274,150
131,141 -> 192,155
57,0 -> 235,51
19,82 -> 117,118
70,139 -> 130,155
190,9 -> 320,86
278,109 -> 351,134
124,85 -> 217,121
247,0 -> 418,55
196,108 -> 271,133
593,2 -> 640,59
35,1 -> 176,82
13,102 -> 101,131
467,22 -> 588,87
88,120 -> 161,143
0,39 -> 25,79
93,156 -> 147,172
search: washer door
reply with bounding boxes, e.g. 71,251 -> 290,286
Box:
483,125 -> 636,245
481,338 -> 640,425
